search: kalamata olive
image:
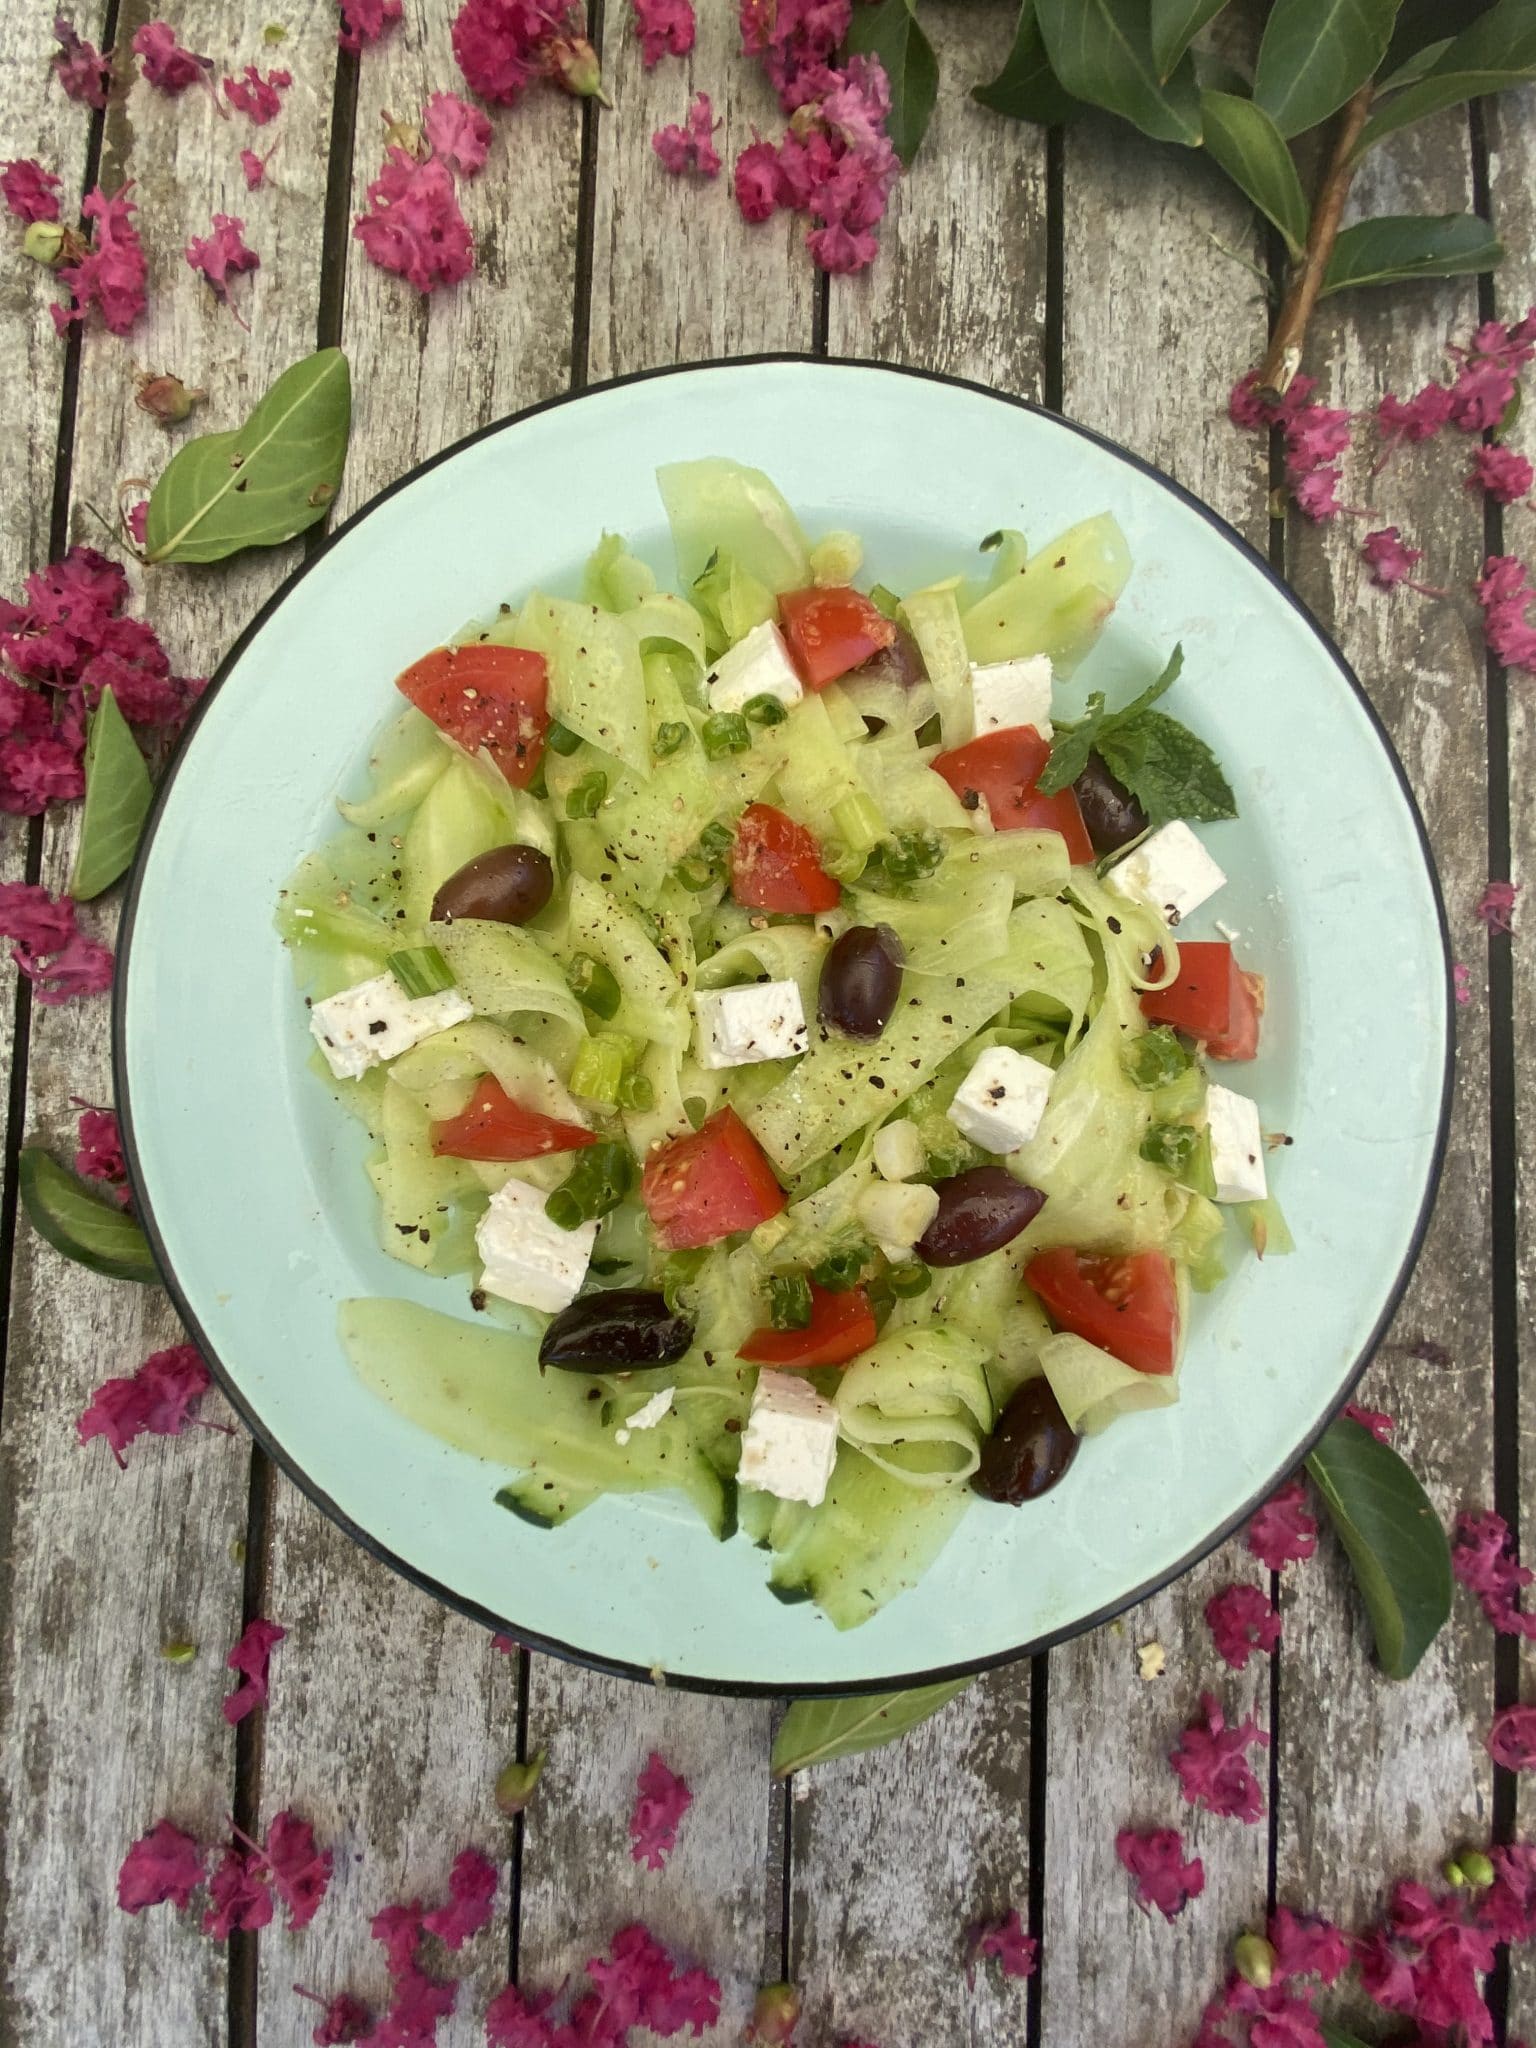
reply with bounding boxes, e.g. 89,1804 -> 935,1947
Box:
537,1290 -> 694,1370
1073,752 -> 1148,856
914,1167 -> 1046,1267
973,1376 -> 1079,1504
853,624 -> 928,692
432,842 -> 553,925
818,923 -> 905,1040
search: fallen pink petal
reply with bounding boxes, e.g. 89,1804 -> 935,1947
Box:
0,884 -> 112,1001
185,212 -> 260,320
223,1616 -> 287,1725
53,15 -> 113,108
224,64 -> 292,124
966,1905 -> 1038,1977
629,1750 -> 692,1869
653,91 -> 723,180
633,0 -> 695,67
117,1818 -> 206,1913
1115,1828 -> 1205,1920
203,1844 -> 275,1939
1488,1705 -> 1536,1771
1469,442 -> 1534,504
1343,1401 -> 1395,1441
293,1986 -> 373,2045
50,182 -> 148,337
1454,1510 -> 1536,1638
1475,879 -> 1521,934
132,21 -> 212,94
337,0 -> 403,52
1,157 -> 63,223
77,1343 -> 215,1467
1204,1582 -> 1282,1672
1169,1691 -> 1269,1822
354,147 -> 475,293
421,1847 -> 498,1948
263,1810 -> 334,1932
371,1898 -> 426,1975
423,90 -> 493,177
1454,961 -> 1472,1007
452,0 -> 573,107
1245,1476 -> 1317,1571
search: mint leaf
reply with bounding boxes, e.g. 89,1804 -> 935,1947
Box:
1098,710 -> 1236,827
1036,690 -> 1107,795
1110,642 -> 1184,723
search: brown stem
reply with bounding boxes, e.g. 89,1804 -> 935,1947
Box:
1257,82 -> 1375,398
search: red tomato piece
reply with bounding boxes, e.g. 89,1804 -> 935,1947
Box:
738,1283 -> 877,1368
730,802 -> 841,914
778,586 -> 896,689
931,727 -> 1094,864
1140,942 -> 1263,1061
396,643 -> 550,789
1025,1248 -> 1180,1376
641,1106 -> 786,1251
431,1078 -> 597,1161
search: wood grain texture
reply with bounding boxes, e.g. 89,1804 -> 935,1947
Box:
1043,118 -> 1272,2048
254,15 -> 581,2047
0,2 -> 340,2042
1274,111 -> 1496,2006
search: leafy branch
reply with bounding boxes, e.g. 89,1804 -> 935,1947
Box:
859,0 -> 1535,389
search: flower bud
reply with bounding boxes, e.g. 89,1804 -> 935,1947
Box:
1232,1933 -> 1275,1990
160,1640 -> 198,1663
745,1982 -> 801,2046
379,109 -> 425,157
1460,1850 -> 1496,1889
494,1747 -> 546,1817
23,220 -> 67,268
545,36 -> 611,104
1442,1857 -> 1468,1889
135,372 -> 207,426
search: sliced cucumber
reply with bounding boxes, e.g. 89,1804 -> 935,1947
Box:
765,1448 -> 971,1630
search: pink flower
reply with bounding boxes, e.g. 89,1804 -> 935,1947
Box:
293,1988 -> 373,2045
132,21 -> 211,94
734,139 -> 782,222
485,1983 -> 558,2047
633,0 -> 695,66
1454,961 -> 1473,1007
1205,1583 -> 1282,1671
203,1845 -> 275,1939
224,64 -> 292,124
653,92 -> 722,179
372,1900 -> 425,1974
117,1818 -> 206,1912
240,146 -> 274,189
53,16 -> 113,108
1469,442 -> 1534,505
1169,1691 -> 1269,1822
966,1906 -> 1038,1978
584,1922 -> 721,2036
1,158 -> 63,223
354,148 -> 475,293
1474,1841 -> 1536,1944
0,727 -> 84,811
1284,405 -> 1352,475
1488,1704 -> 1536,1770
77,1344 -> 215,1467
1228,372 -> 1273,431
1115,1829 -> 1205,1920
740,0 -> 852,111
223,1616 -> 287,1725
1475,879 -> 1520,933
423,90 -> 493,176
451,0 -> 572,106
1450,359 -> 1518,434
1268,1906 -> 1349,1984
185,213 -> 260,322
1291,466 -> 1343,522
421,1848 -> 497,1948
806,220 -> 879,273
51,183 -> 148,337
337,0 -> 403,51
1454,1508 -> 1536,1638
75,1104 -> 127,1190
629,1750 -> 692,1869
1343,1402 -> 1394,1441
490,1632 -> 519,1653
370,1962 -> 457,2045
264,1811 -> 333,1932
0,883 -> 113,1001
1376,382 -> 1455,448
1357,1876 -> 1498,2042
1246,1478 -> 1317,1570
1476,553 -> 1536,674
1361,526 -> 1429,593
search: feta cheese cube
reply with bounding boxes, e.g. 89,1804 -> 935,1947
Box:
969,654 -> 1054,739
695,980 -> 808,1069
872,1120 -> 926,1182
705,621 -> 804,716
946,1045 -> 1054,1153
475,1177 -> 597,1313
615,1386 -> 674,1446
1206,1084 -> 1267,1204
1106,821 -> 1227,927
855,1179 -> 940,1254
738,1371 -> 840,1507
309,972 -> 473,1081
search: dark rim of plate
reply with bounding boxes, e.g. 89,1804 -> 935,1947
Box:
113,354 -> 1456,1699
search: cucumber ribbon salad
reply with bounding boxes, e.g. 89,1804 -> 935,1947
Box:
278,458 -> 1287,1631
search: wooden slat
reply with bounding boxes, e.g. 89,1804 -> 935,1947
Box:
1041,119 -> 1273,2046
514,11 -> 806,2041
1273,111 -> 1496,2021
1475,81 -> 1536,2043
252,19 -> 582,2047
787,15 -> 1044,2047
0,3 -> 339,2041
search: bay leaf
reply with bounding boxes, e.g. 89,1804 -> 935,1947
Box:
1035,0 -> 1203,146
1321,212 -> 1503,294
1199,90 -> 1310,259
19,1148 -> 158,1283
1251,0 -> 1398,137
771,1678 -> 971,1777
70,686 -> 152,901
973,0 -> 1081,125
1356,0 -> 1536,154
1150,0 -> 1229,83
846,0 -> 939,165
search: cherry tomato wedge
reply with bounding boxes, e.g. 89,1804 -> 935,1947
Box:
739,1283 -> 877,1368
730,802 -> 841,914
1141,941 -> 1263,1061
932,726 -> 1094,864
431,1078 -> 597,1161
641,1106 -> 786,1251
396,643 -> 550,789
1025,1248 -> 1180,1376
778,586 -> 896,689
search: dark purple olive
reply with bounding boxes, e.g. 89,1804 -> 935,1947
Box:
915,1167 -> 1046,1267
973,1377 -> 1079,1504
537,1290 -> 693,1371
432,842 -> 554,925
1073,752 -> 1148,856
854,624 -> 928,691
819,923 -> 905,1040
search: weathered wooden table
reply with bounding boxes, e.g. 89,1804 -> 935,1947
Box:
1,5 -> 1531,2043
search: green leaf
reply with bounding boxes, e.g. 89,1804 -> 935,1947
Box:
1252,0 -> 1399,137
70,688 -> 152,901
1306,1415 -> 1452,1680
771,1680 -> 972,1776
1099,712 -> 1236,827
1321,212 -> 1503,293
1319,2027 -> 1374,2048
1497,380 -> 1523,443
145,347 -> 351,565
1035,0 -> 1203,145
847,0 -> 939,165
1380,0 -> 1499,85
1038,645 -> 1186,797
18,1148 -> 158,1282
1151,0 -> 1228,81
1375,36 -> 1454,93
973,0 -> 1081,124
1199,90 -> 1310,258
1356,0 -> 1536,154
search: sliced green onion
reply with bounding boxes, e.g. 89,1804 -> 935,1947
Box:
546,719 -> 583,756
545,1188 -> 585,1232
565,769 -> 608,819
887,1260 -> 932,1298
547,1139 -> 634,1226
812,1242 -> 871,1293
1178,1127 -> 1217,1198
1139,1121 -> 1200,1176
654,720 -> 691,758
618,1071 -> 655,1111
867,582 -> 901,621
566,952 -> 621,1020
871,829 -> 945,886
743,692 -> 789,727
675,856 -> 717,893
387,945 -> 455,999
701,711 -> 751,759
832,790 -> 885,855
768,1271 -> 813,1330
698,819 -> 734,859
570,1034 -> 626,1104
661,1247 -> 708,1313
1122,1026 -> 1192,1092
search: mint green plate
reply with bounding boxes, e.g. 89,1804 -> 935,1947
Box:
117,360 -> 1450,1694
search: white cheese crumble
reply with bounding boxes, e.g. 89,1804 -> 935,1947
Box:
704,620 -> 804,715
309,973 -> 473,1081
474,1178 -> 597,1313
946,1045 -> 1054,1153
1106,820 -> 1227,927
615,1386 -> 675,1447
969,654 -> 1054,738
738,1371 -> 840,1507
1206,1084 -> 1268,1204
694,980 -> 808,1069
